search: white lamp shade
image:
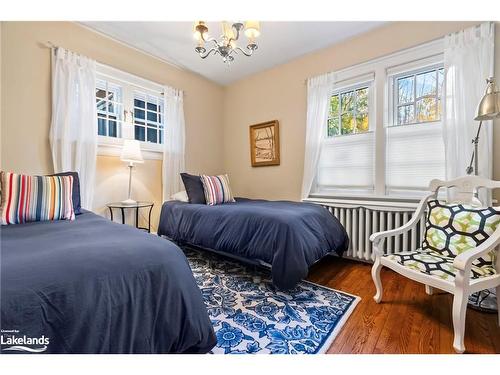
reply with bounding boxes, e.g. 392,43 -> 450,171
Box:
120,140 -> 144,164
244,21 -> 260,39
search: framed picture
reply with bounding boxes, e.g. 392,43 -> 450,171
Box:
249,120 -> 280,167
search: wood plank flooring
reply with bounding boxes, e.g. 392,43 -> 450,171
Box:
306,256 -> 500,354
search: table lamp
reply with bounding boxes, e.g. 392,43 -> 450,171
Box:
120,139 -> 144,205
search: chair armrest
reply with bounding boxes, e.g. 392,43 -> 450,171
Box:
453,227 -> 500,271
369,192 -> 434,245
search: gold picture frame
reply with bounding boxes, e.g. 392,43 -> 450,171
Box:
249,120 -> 280,167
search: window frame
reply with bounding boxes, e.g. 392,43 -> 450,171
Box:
95,63 -> 165,160
96,78 -> 124,139
316,79 -> 376,195
132,90 -> 164,145
390,63 -> 444,127
326,81 -> 373,138
309,38 -> 445,201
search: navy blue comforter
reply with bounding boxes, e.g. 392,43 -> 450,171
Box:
158,198 -> 349,290
0,211 -> 216,354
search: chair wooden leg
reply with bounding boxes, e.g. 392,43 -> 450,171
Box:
372,257 -> 383,303
425,285 -> 434,295
452,276 -> 468,354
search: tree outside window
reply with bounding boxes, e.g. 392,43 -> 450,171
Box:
395,67 -> 444,125
327,86 -> 369,137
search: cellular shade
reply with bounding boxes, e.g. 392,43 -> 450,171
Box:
386,122 -> 445,195
316,131 -> 375,194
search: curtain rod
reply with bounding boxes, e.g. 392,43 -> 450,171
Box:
43,41 -> 186,97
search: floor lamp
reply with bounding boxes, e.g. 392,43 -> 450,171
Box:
466,77 -> 500,312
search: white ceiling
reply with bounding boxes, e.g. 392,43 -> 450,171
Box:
82,21 -> 386,86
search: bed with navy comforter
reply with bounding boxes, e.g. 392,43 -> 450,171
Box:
0,210 -> 216,354
158,198 -> 349,290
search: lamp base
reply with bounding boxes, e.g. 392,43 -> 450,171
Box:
468,289 -> 498,313
121,198 -> 137,205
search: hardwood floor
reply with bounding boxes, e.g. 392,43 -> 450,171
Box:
306,256 -> 500,354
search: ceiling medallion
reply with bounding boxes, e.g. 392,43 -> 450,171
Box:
193,21 -> 260,64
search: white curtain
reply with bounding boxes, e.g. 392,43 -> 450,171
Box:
162,86 -> 186,201
301,72 -> 335,199
49,47 -> 97,209
443,23 -> 494,199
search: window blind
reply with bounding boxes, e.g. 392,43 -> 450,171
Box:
316,132 -> 375,194
386,122 -> 445,195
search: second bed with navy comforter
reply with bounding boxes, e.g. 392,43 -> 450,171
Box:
158,198 -> 349,290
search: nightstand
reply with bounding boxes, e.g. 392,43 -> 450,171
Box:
106,201 -> 154,233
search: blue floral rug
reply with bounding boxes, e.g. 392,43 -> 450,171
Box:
183,247 -> 360,354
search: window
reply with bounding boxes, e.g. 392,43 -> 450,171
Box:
310,39 -> 447,199
317,80 -> 375,195
96,80 -> 123,138
133,92 -> 164,144
386,64 -> 446,196
394,66 -> 444,125
95,64 -> 165,154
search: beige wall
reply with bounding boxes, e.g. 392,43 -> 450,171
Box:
0,21 -> 225,230
223,21 -> 500,201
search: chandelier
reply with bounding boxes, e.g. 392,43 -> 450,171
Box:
193,21 -> 260,64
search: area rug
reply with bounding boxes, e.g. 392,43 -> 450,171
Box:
183,247 -> 360,354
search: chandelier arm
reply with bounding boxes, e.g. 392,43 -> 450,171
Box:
200,30 -> 216,44
209,39 -> 220,49
228,24 -> 241,45
235,46 -> 253,57
199,48 -> 217,59
200,33 -> 220,49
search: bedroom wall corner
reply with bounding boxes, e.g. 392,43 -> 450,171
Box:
0,21 -> 225,231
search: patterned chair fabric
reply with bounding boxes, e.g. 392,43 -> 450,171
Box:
383,200 -> 500,281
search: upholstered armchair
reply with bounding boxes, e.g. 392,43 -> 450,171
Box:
370,176 -> 500,353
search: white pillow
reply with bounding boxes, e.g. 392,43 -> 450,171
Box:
170,190 -> 189,202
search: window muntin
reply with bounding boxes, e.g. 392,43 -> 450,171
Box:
328,85 -> 369,137
96,79 -> 123,138
133,92 -> 164,145
95,71 -> 165,147
394,66 -> 444,125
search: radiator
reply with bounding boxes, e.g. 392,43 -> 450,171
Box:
306,199 -> 426,263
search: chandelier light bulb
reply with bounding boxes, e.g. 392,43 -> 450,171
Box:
193,21 -> 208,41
222,21 -> 235,41
244,21 -> 260,39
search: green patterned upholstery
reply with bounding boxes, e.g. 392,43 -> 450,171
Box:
384,200 -> 500,281
387,250 -> 496,281
422,200 -> 500,263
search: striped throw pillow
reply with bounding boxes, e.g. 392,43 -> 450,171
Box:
200,174 -> 235,205
0,172 -> 75,225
